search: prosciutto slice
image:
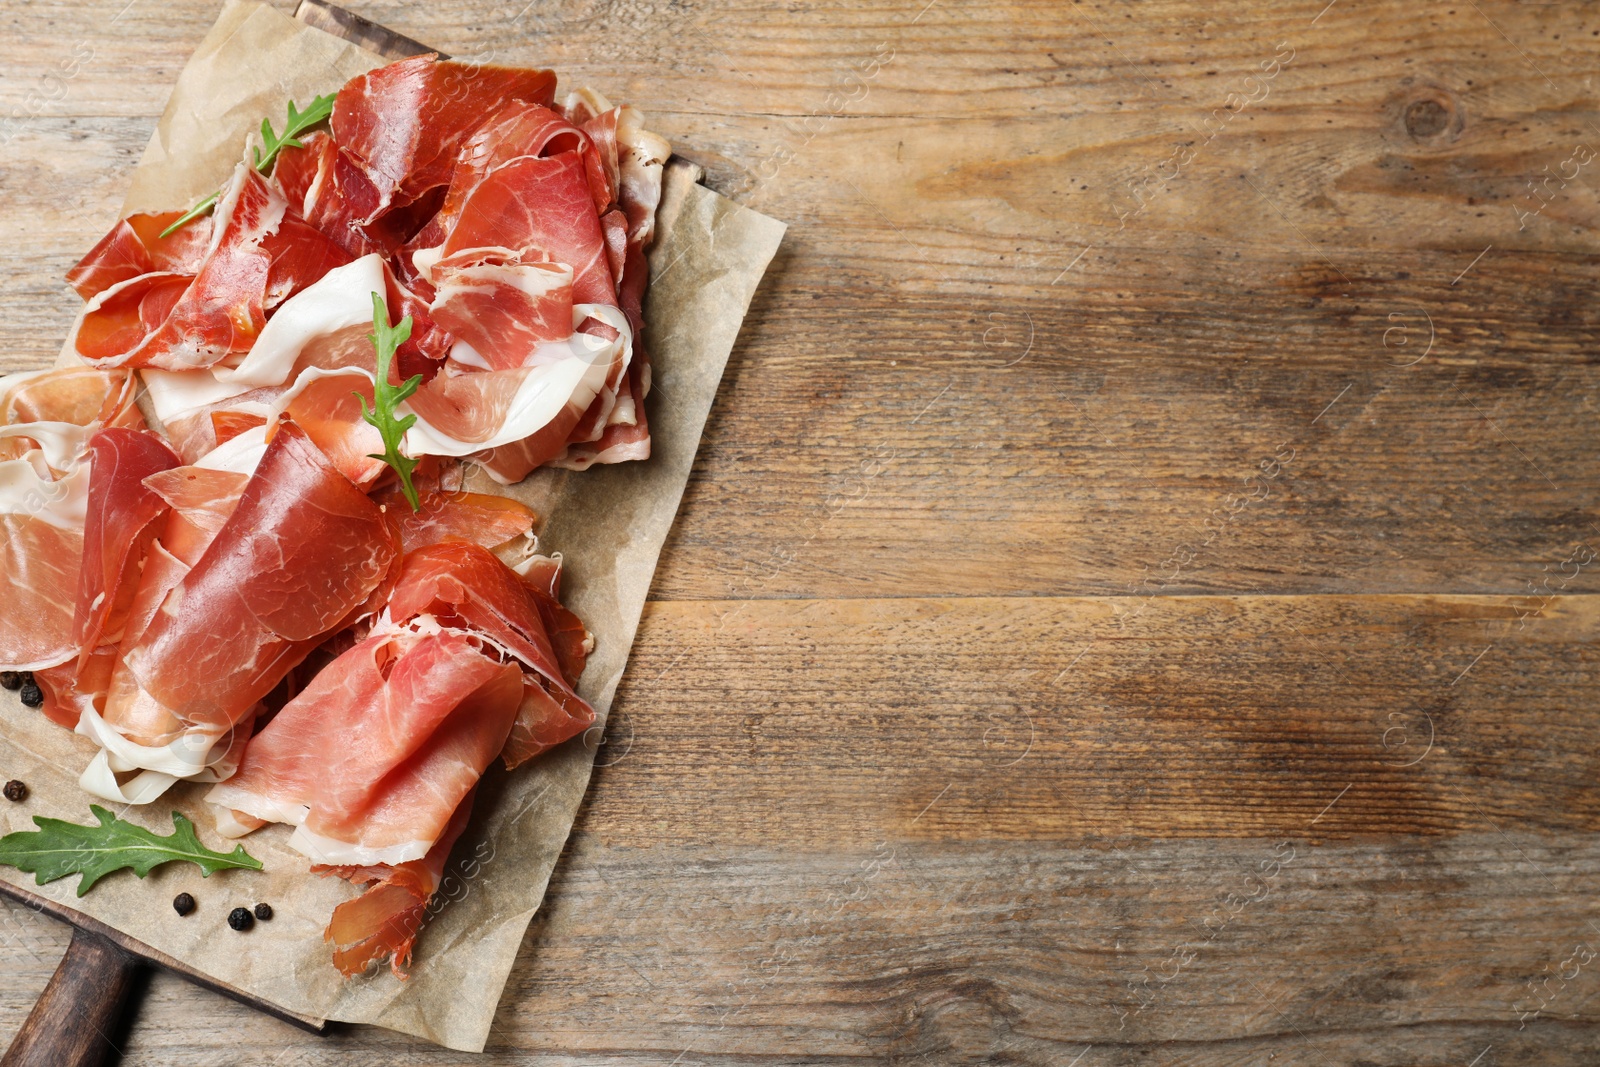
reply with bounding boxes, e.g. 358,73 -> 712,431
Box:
0,370 -> 139,674
27,429 -> 187,730
69,166 -> 349,371
319,789 -> 477,978
311,57 -> 557,257
207,626 -> 521,865
378,483 -> 537,554
66,211 -> 214,301
386,542 -> 594,767
75,430 -> 182,659
205,541 -> 590,863
76,420 -> 398,801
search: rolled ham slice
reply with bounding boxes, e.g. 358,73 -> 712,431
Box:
0,369 -> 140,675
76,419 -> 399,803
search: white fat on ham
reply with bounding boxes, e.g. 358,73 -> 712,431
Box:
75,702 -> 249,804
0,423 -> 92,530
449,339 -> 492,370
214,254 -> 389,388
403,303 -> 632,459
616,105 -> 671,245
140,367 -> 252,431
195,423 -> 269,476
207,770 -> 431,863
142,254 -> 388,428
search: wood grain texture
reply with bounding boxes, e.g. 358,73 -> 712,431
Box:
2,0 -> 1599,1062
0,930 -> 138,1067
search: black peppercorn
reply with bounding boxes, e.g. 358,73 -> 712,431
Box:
2,781 -> 25,803
253,902 -> 273,921
0,672 -> 23,691
173,893 -> 195,917
227,906 -> 254,931
17,683 -> 43,709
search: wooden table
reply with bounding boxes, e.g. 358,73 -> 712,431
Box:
4,0 -> 1599,1062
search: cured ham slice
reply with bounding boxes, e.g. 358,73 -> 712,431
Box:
66,211 -> 214,301
70,165 -> 348,371
77,420 -> 398,801
435,150 -> 616,307
74,430 -> 182,659
377,483 -> 537,554
404,304 -> 633,482
319,790 -> 476,978
386,542 -> 593,767
426,256 -> 575,370
204,541 -> 590,867
207,627 -> 521,864
70,166 -> 285,370
0,367 -> 140,430
271,129 -> 336,218
325,57 -> 557,246
29,429 -> 187,730
0,370 -> 139,675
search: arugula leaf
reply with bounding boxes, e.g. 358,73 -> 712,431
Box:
358,292 -> 424,512
157,192 -> 219,240
0,806 -> 262,897
252,93 -> 337,174
159,91 -> 336,239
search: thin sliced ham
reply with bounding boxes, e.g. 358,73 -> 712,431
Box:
0,370 -> 139,674
32,428 -> 184,730
404,304 -> 632,482
70,165 -> 348,371
66,211 -> 215,301
70,165 -> 286,370
204,541 -> 590,869
318,790 -> 476,978
207,627 -> 521,866
331,58 -> 557,228
74,430 -> 182,659
77,420 -> 398,801
376,483 -> 537,554
386,542 -> 593,767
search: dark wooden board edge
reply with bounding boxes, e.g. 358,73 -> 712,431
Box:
0,878 -> 328,1035
292,0 -> 444,60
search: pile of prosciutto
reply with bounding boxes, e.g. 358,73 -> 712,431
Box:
0,55 -> 670,976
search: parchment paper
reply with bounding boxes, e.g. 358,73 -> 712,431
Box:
2,0 -> 784,1051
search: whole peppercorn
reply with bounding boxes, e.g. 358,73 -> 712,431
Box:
0,672 -> 23,691
17,683 -> 43,710
227,907 -> 254,931
2,781 -> 26,803
172,893 -> 196,917
253,902 -> 273,921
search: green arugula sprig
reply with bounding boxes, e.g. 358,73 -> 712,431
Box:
0,806 -> 262,897
358,292 -> 424,512
159,92 -> 337,239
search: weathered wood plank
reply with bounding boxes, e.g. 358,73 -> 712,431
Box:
577,593 -> 1600,845
104,834 -> 1600,1064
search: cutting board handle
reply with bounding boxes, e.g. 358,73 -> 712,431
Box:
1,928 -> 142,1067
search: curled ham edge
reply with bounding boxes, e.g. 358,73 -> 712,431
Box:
0,369 -> 140,673
205,614 -> 517,867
